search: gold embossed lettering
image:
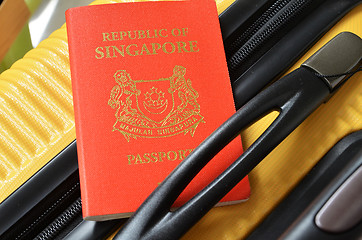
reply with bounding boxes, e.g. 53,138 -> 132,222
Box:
189,41 -> 199,52
127,155 -> 134,165
102,32 -> 112,41
95,47 -> 104,59
178,149 -> 192,160
134,154 -> 143,164
167,151 -> 177,161
146,30 -> 155,39
140,43 -> 151,55
143,153 -> 152,163
176,41 -> 190,53
182,28 -> 188,36
162,42 -> 175,54
111,32 -> 119,41
119,31 -> 127,40
128,31 -> 137,40
151,43 -> 161,54
113,45 -> 125,57
126,44 -> 139,56
151,152 -> 159,162
138,30 -> 146,39
159,29 -> 168,38
158,152 -> 166,162
171,28 -> 181,37
126,149 -> 194,165
105,46 -> 112,58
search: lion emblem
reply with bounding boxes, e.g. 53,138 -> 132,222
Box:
108,65 -> 204,141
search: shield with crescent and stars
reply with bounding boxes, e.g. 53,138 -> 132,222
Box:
134,78 -> 175,125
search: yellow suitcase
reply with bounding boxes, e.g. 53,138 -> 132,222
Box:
0,0 -> 361,239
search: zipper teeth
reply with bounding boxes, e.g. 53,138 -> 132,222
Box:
227,0 -> 291,56
228,0 -> 313,75
14,182 -> 80,240
35,198 -> 82,240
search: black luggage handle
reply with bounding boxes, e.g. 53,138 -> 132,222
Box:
114,32 -> 361,240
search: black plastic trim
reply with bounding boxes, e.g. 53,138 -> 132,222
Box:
219,0 -> 270,41
231,0 -> 361,109
247,130 -> 362,240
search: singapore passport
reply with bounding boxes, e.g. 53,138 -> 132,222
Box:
66,0 -> 250,221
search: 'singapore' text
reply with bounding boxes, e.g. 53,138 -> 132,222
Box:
95,28 -> 199,59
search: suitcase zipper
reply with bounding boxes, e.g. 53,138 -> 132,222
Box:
0,141 -> 122,240
34,198 -> 82,240
225,0 -> 322,81
10,174 -> 82,240
225,0 -> 290,59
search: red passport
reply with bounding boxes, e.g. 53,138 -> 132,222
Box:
66,0 -> 250,221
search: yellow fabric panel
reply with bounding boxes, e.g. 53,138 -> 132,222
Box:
88,0 -> 232,14
0,0 -> 360,240
0,24 -> 75,202
215,0 -> 236,14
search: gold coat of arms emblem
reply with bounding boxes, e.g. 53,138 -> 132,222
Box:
108,65 -> 204,141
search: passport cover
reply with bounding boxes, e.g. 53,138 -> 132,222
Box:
66,0 -> 249,221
